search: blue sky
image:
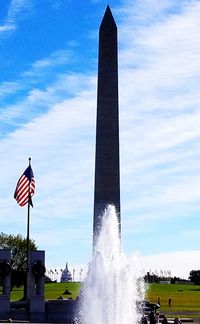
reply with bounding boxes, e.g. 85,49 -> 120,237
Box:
1,0 -> 200,279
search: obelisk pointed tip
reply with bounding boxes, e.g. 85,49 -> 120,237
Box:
100,5 -> 117,30
105,5 -> 111,13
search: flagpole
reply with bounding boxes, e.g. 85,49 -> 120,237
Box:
25,157 -> 31,300
14,157 -> 35,300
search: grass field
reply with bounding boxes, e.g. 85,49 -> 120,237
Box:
10,282 -> 82,301
10,282 -> 200,318
147,283 -> 200,316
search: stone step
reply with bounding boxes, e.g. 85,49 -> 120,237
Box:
10,310 -> 29,322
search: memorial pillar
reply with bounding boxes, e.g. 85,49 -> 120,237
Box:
0,249 -> 11,319
27,250 -> 45,322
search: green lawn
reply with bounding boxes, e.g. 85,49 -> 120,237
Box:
10,282 -> 200,318
147,283 -> 200,316
10,282 -> 82,301
10,287 -> 24,301
45,282 -> 81,300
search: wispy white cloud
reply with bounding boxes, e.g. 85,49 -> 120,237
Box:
117,0 -> 200,232
0,0 -> 31,38
0,81 -> 20,98
0,44 -> 95,134
22,49 -> 73,78
0,48 -> 75,105
0,24 -> 16,33
0,73 -> 96,137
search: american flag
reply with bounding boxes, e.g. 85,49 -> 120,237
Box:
14,165 -> 35,207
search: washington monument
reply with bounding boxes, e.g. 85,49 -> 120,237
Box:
93,6 -> 120,243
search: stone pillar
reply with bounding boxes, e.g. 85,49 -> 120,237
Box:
27,250 -> 45,322
0,249 -> 11,319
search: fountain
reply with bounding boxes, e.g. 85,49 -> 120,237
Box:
77,205 -> 146,324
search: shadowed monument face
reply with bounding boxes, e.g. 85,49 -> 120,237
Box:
93,6 -> 120,244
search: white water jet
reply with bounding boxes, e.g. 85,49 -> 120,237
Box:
77,205 -> 146,324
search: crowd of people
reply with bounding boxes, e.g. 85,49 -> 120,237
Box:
142,311 -> 182,324
141,298 -> 182,324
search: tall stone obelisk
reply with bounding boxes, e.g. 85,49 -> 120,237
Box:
93,6 -> 120,243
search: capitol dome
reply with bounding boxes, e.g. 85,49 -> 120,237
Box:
60,262 -> 72,282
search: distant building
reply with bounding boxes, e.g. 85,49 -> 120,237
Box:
60,263 -> 72,282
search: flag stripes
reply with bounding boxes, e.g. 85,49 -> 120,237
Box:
14,165 -> 35,207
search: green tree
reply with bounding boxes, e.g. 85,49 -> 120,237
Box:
0,232 -> 37,271
189,270 -> 200,285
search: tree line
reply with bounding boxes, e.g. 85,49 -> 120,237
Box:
0,232 -> 37,287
